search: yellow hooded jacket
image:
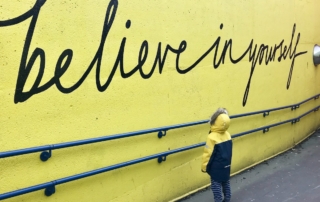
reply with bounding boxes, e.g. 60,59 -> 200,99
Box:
201,113 -> 232,182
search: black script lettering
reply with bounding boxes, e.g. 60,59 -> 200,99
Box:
0,0 -> 308,107
0,0 -> 48,103
168,24 -> 307,106
242,24 -> 307,106
54,49 -> 73,93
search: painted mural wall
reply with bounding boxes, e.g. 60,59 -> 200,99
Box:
1,0 -> 319,201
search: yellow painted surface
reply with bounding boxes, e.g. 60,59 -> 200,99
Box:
0,0 -> 320,201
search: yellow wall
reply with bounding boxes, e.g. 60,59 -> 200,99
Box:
1,0 -> 320,201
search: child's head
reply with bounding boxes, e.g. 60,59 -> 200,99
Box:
209,107 -> 228,125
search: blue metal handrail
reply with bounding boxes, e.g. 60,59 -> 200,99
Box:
233,105 -> 320,138
1,94 -> 319,161
0,143 -> 205,200
0,120 -> 208,161
0,105 -> 319,200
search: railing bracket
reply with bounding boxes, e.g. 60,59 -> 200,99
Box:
291,105 -> 300,110
158,131 -> 167,139
158,156 -> 167,163
263,128 -> 269,133
315,95 -> 319,100
291,118 -> 300,124
263,112 -> 270,117
44,185 -> 55,197
40,150 -> 52,162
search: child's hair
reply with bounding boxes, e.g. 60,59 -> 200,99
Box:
209,107 -> 228,125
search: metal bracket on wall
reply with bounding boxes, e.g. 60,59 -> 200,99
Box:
158,131 -> 167,139
263,111 -> 270,117
44,185 -> 55,197
291,118 -> 300,124
40,150 -> 52,162
157,156 -> 167,163
314,95 -> 319,100
291,105 -> 300,110
263,128 -> 269,133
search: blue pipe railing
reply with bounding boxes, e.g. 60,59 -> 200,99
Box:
233,105 -> 320,138
0,143 -> 204,200
0,104 -> 319,200
1,94 -> 319,162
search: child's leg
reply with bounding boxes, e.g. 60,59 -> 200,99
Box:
210,178 -> 223,202
221,180 -> 231,202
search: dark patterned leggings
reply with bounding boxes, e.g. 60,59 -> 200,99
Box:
210,179 -> 231,202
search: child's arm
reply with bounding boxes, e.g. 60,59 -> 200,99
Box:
201,136 -> 215,172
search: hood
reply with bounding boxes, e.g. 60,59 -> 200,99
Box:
210,113 -> 230,134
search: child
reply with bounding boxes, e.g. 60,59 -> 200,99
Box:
201,108 -> 232,202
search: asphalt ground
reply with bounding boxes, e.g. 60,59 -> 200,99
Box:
177,129 -> 320,202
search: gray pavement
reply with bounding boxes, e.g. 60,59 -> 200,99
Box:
178,130 -> 320,202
